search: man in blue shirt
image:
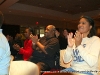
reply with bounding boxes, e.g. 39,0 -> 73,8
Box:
0,11 -> 11,75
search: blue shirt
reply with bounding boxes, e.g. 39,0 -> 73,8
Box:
0,29 -> 11,74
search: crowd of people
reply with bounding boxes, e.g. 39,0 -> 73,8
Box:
0,10 -> 100,75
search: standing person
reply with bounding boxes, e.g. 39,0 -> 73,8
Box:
55,28 -> 70,50
55,28 -> 62,49
0,11 -> 11,75
13,27 -> 34,61
30,25 -> 60,71
61,16 -> 100,75
12,33 -> 24,60
61,28 -> 70,50
55,28 -> 71,69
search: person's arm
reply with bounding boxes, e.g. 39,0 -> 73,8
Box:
48,39 -> 60,55
77,36 -> 100,67
36,41 -> 47,54
32,42 -> 36,49
19,40 -> 33,57
63,46 -> 73,63
63,32 -> 74,63
37,37 -> 59,56
30,35 -> 48,54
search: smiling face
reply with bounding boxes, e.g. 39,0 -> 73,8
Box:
44,25 -> 55,38
78,18 -> 92,36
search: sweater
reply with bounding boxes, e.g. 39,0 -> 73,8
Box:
63,36 -> 100,75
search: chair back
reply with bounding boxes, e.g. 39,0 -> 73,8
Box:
60,49 -> 71,68
9,61 -> 39,75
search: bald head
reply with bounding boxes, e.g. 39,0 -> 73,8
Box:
47,25 -> 56,31
45,25 -> 56,38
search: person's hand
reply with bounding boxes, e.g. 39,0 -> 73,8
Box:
30,34 -> 38,44
55,31 -> 60,38
74,31 -> 83,47
67,32 -> 75,48
13,44 -> 20,51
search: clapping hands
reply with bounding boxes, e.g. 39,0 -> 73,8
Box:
74,31 -> 83,47
67,32 -> 75,48
30,34 -> 38,44
67,31 -> 83,48
13,44 -> 20,51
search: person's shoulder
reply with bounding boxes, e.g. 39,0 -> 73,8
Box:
52,37 -> 58,40
50,37 -> 59,42
90,36 -> 100,42
91,36 -> 100,39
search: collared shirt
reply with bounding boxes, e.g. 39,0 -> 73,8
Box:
32,36 -> 60,68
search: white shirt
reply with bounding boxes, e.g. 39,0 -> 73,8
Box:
63,36 -> 100,75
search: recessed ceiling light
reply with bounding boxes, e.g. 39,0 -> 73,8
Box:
39,4 -> 42,5
66,10 -> 68,11
41,16 -> 42,17
9,11 -> 11,12
80,7 -> 81,8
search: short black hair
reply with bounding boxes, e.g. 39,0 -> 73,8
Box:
26,27 -> 35,35
63,28 -> 71,33
80,16 -> 96,38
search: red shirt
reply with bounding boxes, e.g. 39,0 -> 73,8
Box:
19,39 -> 33,60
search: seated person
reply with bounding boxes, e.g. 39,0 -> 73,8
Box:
61,16 -> 100,75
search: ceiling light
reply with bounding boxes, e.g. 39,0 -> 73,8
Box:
39,4 -> 42,5
9,11 -> 11,13
66,10 -> 68,11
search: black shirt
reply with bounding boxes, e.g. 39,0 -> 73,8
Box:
58,36 -> 68,50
